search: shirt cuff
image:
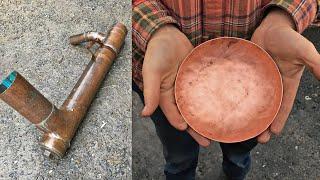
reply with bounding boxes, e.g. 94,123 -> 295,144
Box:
311,10 -> 320,26
133,0 -> 179,52
264,0 -> 318,33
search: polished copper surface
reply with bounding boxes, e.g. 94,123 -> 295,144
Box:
175,37 -> 283,143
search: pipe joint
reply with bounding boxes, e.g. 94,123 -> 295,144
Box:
35,103 -> 56,132
69,23 -> 127,55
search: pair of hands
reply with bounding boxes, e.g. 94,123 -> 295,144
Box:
141,9 -> 320,146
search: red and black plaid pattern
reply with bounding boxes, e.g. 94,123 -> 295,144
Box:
133,0 -> 320,89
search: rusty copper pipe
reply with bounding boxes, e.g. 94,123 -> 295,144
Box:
0,23 -> 127,158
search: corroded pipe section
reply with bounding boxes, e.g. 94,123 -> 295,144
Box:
0,23 -> 127,158
0,72 -> 57,131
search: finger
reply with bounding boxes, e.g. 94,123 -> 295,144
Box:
270,70 -> 303,135
187,127 -> 211,147
141,67 -> 161,117
257,129 -> 271,144
159,88 -> 188,131
301,44 -> 320,80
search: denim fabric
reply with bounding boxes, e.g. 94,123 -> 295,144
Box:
133,82 -> 257,180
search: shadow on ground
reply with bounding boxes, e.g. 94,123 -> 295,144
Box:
133,27 -> 320,180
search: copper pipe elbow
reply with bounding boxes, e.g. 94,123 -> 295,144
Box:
69,23 -> 127,55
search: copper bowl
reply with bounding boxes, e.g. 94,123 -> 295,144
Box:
175,37 -> 283,143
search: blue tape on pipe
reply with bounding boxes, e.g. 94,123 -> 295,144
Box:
0,71 -> 17,94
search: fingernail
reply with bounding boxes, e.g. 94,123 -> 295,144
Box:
200,139 -> 211,147
177,122 -> 188,131
141,106 -> 148,116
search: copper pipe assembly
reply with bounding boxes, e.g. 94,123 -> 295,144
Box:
0,23 -> 127,158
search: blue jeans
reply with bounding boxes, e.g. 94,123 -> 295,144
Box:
133,82 -> 257,180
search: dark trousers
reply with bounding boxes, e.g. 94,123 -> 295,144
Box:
133,82 -> 257,180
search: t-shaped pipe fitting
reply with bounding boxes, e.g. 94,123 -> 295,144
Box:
0,23 -> 127,158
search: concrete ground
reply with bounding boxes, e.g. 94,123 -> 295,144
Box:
0,1 -> 131,179
133,27 -> 320,180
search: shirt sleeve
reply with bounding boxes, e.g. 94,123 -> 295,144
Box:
311,4 -> 320,26
132,0 -> 179,52
264,0 -> 319,33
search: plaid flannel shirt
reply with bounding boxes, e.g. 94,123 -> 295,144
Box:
133,0 -> 320,89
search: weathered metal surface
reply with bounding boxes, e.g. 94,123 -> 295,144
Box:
0,71 -> 56,127
0,23 -> 127,158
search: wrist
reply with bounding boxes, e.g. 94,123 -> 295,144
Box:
260,8 -> 296,31
148,24 -> 191,50
149,24 -> 181,41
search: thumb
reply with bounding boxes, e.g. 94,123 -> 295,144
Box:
303,49 -> 320,80
298,39 -> 320,80
141,68 -> 161,117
